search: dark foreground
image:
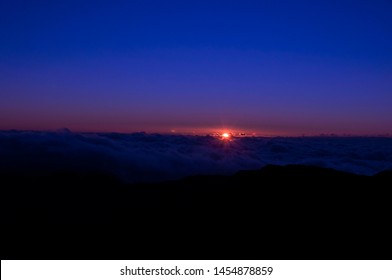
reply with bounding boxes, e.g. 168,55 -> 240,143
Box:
2,164 -> 391,259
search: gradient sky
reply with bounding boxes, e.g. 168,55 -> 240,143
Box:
1,0 -> 391,135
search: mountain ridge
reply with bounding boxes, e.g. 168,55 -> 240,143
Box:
2,164 -> 391,259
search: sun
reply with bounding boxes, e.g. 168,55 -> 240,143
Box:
222,133 -> 230,139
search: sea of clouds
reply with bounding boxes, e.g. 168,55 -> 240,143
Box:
0,130 -> 391,182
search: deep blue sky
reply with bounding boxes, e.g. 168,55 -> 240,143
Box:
1,0 -> 391,135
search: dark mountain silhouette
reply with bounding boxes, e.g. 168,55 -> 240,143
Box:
1,164 -> 391,259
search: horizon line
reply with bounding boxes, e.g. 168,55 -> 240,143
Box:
1,128 -> 391,138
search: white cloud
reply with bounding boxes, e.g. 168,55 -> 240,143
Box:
0,131 -> 391,182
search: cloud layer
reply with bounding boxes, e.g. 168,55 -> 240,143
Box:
0,130 -> 391,182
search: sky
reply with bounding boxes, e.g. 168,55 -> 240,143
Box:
0,0 -> 391,136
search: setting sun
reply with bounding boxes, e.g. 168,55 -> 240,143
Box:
222,133 -> 230,139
